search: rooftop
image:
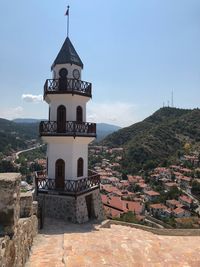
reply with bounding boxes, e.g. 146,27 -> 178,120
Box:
26,218 -> 200,267
51,37 -> 83,69
145,190 -> 160,196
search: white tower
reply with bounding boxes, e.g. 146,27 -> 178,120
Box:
41,37 -> 94,183
36,36 -> 104,223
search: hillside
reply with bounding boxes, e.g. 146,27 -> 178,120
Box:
0,119 -> 119,155
0,118 -> 39,155
102,107 -> 200,173
13,118 -> 41,123
14,119 -> 120,142
96,123 -> 121,141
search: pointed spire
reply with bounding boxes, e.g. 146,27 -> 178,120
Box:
51,37 -> 84,70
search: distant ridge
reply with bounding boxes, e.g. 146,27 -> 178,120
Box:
13,118 -> 42,123
0,118 -> 120,153
0,118 -> 39,154
96,123 -> 121,141
102,107 -> 200,173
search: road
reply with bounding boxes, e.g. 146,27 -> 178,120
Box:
15,144 -> 44,160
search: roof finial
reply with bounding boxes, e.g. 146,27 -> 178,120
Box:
65,5 -> 70,37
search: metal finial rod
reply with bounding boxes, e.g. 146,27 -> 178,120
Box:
65,5 -> 70,37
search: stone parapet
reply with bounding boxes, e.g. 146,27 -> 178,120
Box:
32,201 -> 38,216
0,173 -> 21,236
0,173 -> 38,267
20,192 -> 33,218
100,219 -> 200,236
14,216 -> 38,266
0,216 -> 38,267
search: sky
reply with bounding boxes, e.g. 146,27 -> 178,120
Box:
0,0 -> 200,127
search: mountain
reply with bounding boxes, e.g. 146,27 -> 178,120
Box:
0,118 -> 39,155
13,118 -> 41,123
0,119 -> 120,155
14,119 -> 120,142
96,123 -> 121,141
102,107 -> 200,173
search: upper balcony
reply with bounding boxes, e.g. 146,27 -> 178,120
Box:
39,121 -> 96,138
44,78 -> 92,98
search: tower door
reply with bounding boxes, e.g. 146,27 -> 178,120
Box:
85,194 -> 95,219
57,105 -> 66,133
55,159 -> 65,189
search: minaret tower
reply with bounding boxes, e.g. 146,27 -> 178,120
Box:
36,9 -> 104,223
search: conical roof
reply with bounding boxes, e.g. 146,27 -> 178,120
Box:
51,37 -> 83,70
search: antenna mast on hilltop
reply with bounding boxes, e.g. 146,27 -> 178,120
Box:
171,90 -> 174,107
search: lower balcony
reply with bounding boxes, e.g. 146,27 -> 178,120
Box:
39,121 -> 96,138
35,170 -> 100,196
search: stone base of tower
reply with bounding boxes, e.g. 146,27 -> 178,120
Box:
36,189 -> 105,224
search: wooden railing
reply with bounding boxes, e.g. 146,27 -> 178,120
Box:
39,121 -> 96,137
44,78 -> 92,97
35,170 -> 100,196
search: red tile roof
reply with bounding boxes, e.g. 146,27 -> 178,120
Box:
145,190 -> 160,196
104,206 -> 122,218
150,203 -> 167,210
123,201 -> 144,215
166,199 -> 181,207
165,182 -> 177,187
173,207 -> 185,215
179,195 -> 193,204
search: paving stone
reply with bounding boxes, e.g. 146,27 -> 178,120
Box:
26,218 -> 200,267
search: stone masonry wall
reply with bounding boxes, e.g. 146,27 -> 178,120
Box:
37,188 -> 105,223
92,189 -> 105,221
0,173 -> 38,267
37,194 -> 77,222
0,173 -> 21,236
76,189 -> 105,223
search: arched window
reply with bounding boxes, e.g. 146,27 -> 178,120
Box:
57,105 -> 66,133
77,158 -> 84,177
55,159 -> 65,189
58,68 -> 68,91
76,106 -> 83,122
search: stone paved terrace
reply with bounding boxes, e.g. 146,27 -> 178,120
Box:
26,218 -> 200,267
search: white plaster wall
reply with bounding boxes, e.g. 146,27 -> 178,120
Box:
48,94 -> 89,122
52,63 -> 82,80
43,136 -> 94,180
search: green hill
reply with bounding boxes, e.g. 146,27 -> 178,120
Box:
0,118 -> 120,155
96,123 -> 121,141
0,118 -> 39,155
102,107 -> 200,173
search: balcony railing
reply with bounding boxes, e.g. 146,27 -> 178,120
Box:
35,170 -> 100,196
39,121 -> 96,137
44,78 -> 92,98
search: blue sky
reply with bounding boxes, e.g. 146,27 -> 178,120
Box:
0,0 -> 199,126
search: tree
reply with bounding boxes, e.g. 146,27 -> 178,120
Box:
191,180 -> 200,195
184,143 -> 191,155
0,160 -> 17,172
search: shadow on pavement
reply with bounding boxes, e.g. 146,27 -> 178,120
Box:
39,217 -> 102,235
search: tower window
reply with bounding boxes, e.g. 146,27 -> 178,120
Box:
59,68 -> 68,78
76,106 -> 83,122
57,105 -> 66,133
77,158 -> 84,177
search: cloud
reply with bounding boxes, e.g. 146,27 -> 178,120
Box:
22,94 -> 43,103
87,101 -> 138,127
0,106 -> 24,120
